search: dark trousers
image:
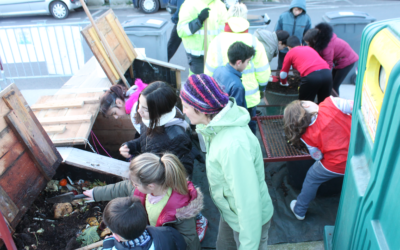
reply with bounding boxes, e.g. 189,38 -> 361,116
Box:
247,107 -> 257,135
186,54 -> 204,75
277,51 -> 287,71
299,69 -> 333,103
332,62 -> 355,95
167,24 -> 182,62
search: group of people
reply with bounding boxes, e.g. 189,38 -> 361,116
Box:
90,0 -> 356,249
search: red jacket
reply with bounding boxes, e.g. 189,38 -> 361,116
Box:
319,34 -> 359,70
301,97 -> 352,174
134,181 -> 202,226
281,46 -> 329,78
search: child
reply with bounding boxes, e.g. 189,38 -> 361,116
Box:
84,153 -> 204,250
180,74 -> 274,249
213,41 -> 256,133
254,30 -> 290,63
102,196 -> 186,250
275,0 -> 311,70
100,79 -> 148,133
280,36 -> 332,103
303,22 -> 359,94
283,96 -> 353,220
117,81 -> 194,178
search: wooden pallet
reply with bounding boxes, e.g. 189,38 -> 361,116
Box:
0,84 -> 62,233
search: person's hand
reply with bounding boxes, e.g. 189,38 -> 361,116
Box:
198,8 -> 210,23
83,189 -> 94,200
119,144 -> 131,158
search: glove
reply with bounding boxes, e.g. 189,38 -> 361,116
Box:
270,75 -> 279,83
260,91 -> 264,99
280,78 -> 289,87
198,8 -> 210,23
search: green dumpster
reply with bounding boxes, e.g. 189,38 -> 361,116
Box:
324,18 -> 400,250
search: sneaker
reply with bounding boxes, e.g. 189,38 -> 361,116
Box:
196,214 -> 208,242
290,200 -> 305,220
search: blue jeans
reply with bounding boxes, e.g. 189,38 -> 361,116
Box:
294,161 -> 343,217
247,106 -> 257,135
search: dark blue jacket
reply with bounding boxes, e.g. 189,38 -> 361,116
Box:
213,64 -> 247,109
171,0 -> 185,24
275,0 -> 311,53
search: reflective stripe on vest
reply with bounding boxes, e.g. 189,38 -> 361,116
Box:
185,48 -> 204,56
245,87 -> 259,96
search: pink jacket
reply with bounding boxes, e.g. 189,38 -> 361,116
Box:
125,78 -> 148,114
319,34 -> 359,70
134,181 -> 203,226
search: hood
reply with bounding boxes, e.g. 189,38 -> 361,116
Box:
289,0 -> 307,13
197,98 -> 250,137
314,22 -> 334,52
227,17 -> 250,33
175,187 -> 204,220
165,108 -> 189,130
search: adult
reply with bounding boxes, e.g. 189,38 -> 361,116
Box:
180,74 -> 274,249
167,0 -> 185,62
177,0 -> 227,75
204,3 -> 271,134
254,29 -> 290,63
303,22 -> 359,94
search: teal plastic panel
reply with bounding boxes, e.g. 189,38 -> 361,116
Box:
328,19 -> 400,250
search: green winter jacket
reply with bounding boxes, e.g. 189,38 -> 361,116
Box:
196,98 -> 273,250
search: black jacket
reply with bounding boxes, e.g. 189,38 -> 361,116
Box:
123,119 -> 194,177
102,226 -> 186,250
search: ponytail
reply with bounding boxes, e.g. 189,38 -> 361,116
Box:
129,153 -> 188,195
100,85 -> 127,116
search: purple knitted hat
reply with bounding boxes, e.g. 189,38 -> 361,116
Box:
180,74 -> 229,114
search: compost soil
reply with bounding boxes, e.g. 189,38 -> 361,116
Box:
265,75 -> 301,95
6,189 -> 109,250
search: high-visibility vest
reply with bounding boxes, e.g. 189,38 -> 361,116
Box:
177,0 -> 227,57
204,26 -> 271,108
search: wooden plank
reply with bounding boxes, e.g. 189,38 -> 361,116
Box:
43,125 -> 66,134
175,71 -> 182,90
31,100 -> 84,110
0,136 -> 25,177
38,114 -> 92,125
0,186 -> 19,225
5,111 -> 53,181
106,13 -> 135,61
57,147 -> 129,179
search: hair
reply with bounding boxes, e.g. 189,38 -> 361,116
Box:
283,100 -> 316,147
287,35 -> 301,48
100,85 -> 127,116
228,41 -> 256,65
313,22 -> 334,52
134,81 -> 177,135
303,28 -> 319,48
129,153 -> 188,195
227,3 -> 248,19
193,108 -> 218,121
276,30 -> 290,45
103,196 -> 147,240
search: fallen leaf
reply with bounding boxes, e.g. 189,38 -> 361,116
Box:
86,217 -> 99,227
36,228 -> 44,234
77,226 -> 100,246
100,227 -> 112,238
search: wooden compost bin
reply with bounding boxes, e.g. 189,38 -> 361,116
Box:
0,84 -> 62,246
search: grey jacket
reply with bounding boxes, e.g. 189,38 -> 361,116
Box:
254,29 -> 278,62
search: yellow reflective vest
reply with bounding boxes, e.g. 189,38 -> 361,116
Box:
177,0 -> 227,57
204,19 -> 271,108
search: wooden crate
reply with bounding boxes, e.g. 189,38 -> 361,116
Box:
80,9 -> 185,89
0,84 -> 62,234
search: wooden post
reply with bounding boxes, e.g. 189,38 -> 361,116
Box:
203,19 -> 208,63
79,0 -> 129,88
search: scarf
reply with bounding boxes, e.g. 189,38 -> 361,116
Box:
142,107 -> 176,128
122,230 -> 151,248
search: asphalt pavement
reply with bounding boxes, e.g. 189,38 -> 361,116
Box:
1,0 -> 400,103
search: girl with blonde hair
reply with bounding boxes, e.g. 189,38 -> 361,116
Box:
84,153 -> 204,250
